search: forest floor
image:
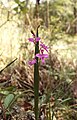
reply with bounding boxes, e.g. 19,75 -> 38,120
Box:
0,51 -> 77,120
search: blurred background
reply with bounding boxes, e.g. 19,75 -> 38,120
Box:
0,0 -> 77,119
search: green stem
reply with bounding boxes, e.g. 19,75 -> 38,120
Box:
34,27 -> 39,120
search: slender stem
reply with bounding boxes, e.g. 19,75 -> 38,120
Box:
34,27 -> 39,120
34,1 -> 40,119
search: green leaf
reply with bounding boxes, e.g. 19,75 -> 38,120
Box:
0,58 -> 17,74
60,98 -> 71,104
4,94 -> 14,109
5,86 -> 16,91
0,90 -> 10,95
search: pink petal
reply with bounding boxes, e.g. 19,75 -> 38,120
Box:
28,38 -> 34,42
36,53 -> 42,58
28,59 -> 36,65
36,53 -> 48,58
42,54 -> 48,58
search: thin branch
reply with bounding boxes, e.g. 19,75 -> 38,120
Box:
0,20 -> 9,28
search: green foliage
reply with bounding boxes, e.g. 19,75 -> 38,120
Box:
4,94 -> 15,109
14,0 -> 28,13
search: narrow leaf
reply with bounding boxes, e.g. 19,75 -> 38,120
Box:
0,58 -> 17,74
4,94 -> 14,109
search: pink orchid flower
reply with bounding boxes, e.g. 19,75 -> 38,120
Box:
28,37 -> 40,43
36,51 -> 48,64
28,58 -> 36,66
40,42 -> 49,52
